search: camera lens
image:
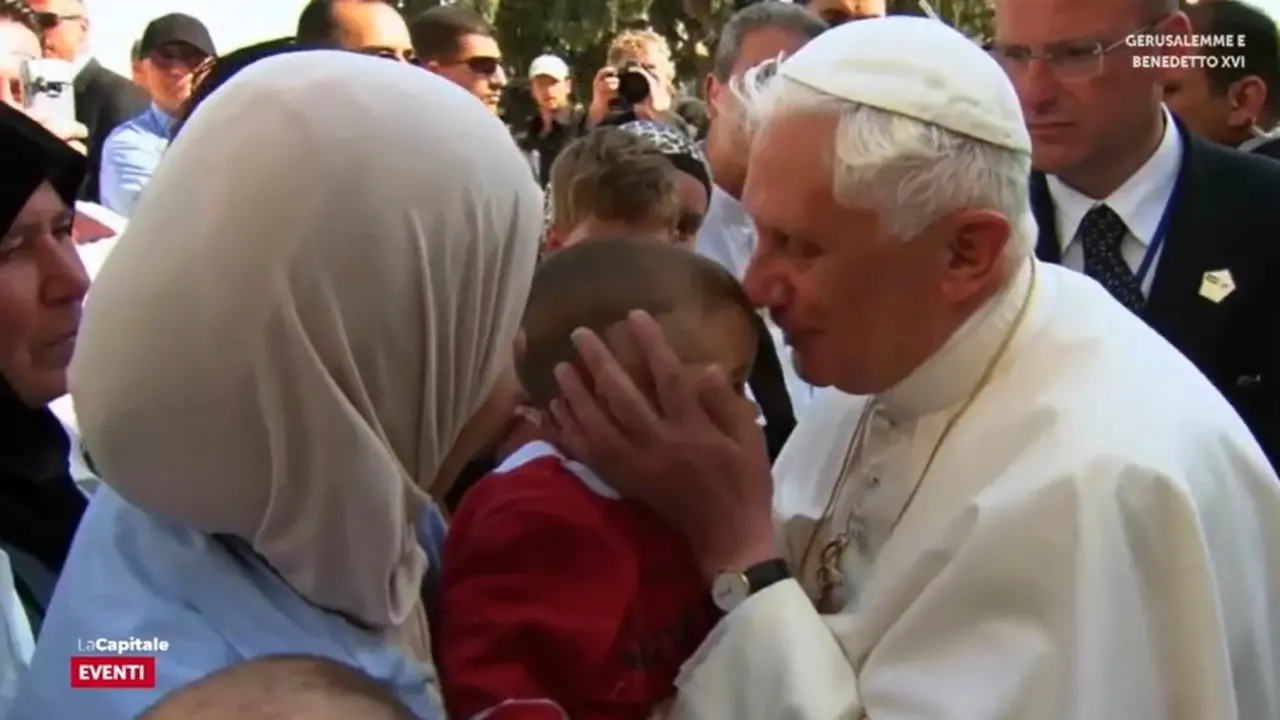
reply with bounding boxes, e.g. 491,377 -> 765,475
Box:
617,65 -> 651,106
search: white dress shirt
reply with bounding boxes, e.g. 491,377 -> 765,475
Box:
1046,109 -> 1183,295
696,185 -> 757,279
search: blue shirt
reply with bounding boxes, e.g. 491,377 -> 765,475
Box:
98,105 -> 173,217
10,488 -> 448,719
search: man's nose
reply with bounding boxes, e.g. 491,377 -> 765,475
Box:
1015,60 -> 1062,113
492,66 -> 508,86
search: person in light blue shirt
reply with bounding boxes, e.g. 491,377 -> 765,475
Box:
99,13 -> 214,216
11,51 -> 543,718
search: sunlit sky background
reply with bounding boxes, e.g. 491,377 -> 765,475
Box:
1249,0 -> 1280,19
85,0 -> 1280,78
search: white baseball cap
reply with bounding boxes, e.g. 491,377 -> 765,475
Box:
528,54 -> 570,81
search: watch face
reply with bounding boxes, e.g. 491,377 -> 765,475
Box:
711,571 -> 749,612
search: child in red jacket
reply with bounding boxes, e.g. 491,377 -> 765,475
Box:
436,238 -> 760,720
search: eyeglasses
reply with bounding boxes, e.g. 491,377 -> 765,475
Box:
441,56 -> 503,77
987,24 -> 1158,80
34,12 -> 85,30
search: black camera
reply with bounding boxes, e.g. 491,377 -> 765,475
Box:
616,61 -> 651,106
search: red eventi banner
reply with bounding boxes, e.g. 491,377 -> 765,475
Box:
69,656 -> 157,689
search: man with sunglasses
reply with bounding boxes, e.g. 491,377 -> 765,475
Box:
409,6 -> 506,115
995,0 -> 1280,469
27,0 -> 147,204
99,13 -> 214,217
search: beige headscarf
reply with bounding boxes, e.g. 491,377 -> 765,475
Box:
68,51 -> 542,659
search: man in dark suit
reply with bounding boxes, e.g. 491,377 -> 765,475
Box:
28,0 -> 147,202
993,0 -> 1280,467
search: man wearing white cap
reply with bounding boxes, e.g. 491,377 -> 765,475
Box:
521,53 -> 584,186
546,15 -> 1280,720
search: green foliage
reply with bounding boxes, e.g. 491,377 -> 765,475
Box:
888,0 -> 993,42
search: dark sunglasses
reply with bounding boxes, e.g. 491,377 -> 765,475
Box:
444,56 -> 502,76
34,12 -> 84,30
149,44 -> 210,70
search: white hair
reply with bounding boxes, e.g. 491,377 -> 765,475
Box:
731,60 -> 1035,262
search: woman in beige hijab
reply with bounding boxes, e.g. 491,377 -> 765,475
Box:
12,50 -> 541,720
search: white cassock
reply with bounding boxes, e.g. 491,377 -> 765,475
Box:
670,259 -> 1280,719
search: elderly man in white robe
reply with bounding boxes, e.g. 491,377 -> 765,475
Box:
546,15 -> 1280,720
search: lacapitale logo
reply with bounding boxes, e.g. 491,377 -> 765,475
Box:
76,637 -> 170,653
69,656 -> 156,689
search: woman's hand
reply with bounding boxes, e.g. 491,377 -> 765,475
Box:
549,311 -> 776,578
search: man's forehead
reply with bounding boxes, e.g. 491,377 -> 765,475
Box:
806,0 -> 885,15
993,0 -> 1143,42
457,33 -> 501,58
731,26 -> 810,76
744,113 -> 836,222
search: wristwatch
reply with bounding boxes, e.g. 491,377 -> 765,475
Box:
711,559 -> 791,612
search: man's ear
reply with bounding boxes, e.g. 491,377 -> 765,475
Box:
422,60 -> 443,75
939,208 -> 1012,303
704,74 -> 720,121
1229,75 -> 1268,128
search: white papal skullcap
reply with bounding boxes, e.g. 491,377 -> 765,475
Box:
778,15 -> 1031,153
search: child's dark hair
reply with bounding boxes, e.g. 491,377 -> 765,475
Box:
520,236 -> 756,407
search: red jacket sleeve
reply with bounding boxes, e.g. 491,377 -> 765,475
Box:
437,465 -> 636,720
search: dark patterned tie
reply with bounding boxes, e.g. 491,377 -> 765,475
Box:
1078,204 -> 1145,311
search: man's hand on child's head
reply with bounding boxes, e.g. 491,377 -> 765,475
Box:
548,310 -> 776,580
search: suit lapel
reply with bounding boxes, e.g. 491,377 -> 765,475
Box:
73,59 -> 98,95
1141,126 -> 1225,354
1029,171 -> 1060,262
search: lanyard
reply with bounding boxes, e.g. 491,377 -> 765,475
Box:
1131,165 -> 1183,288
1134,201 -> 1171,289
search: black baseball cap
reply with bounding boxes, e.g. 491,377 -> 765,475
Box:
139,14 -> 216,57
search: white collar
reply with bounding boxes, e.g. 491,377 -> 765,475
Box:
71,54 -> 92,77
148,103 -> 177,132
1046,107 -> 1183,252
492,440 -> 619,499
877,258 -> 1036,423
705,184 -> 751,228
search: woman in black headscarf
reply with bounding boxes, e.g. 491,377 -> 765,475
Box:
0,102 -> 92,630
